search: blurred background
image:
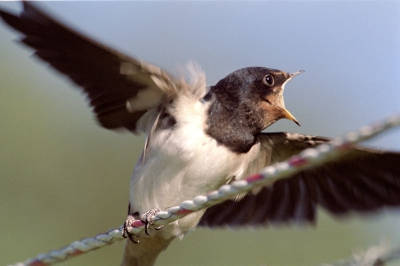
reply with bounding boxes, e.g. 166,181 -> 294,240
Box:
1,1 -> 400,265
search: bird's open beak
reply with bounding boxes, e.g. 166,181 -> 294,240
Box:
282,70 -> 303,126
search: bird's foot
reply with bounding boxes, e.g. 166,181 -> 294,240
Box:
122,209 -> 164,243
141,208 -> 163,236
122,212 -> 141,244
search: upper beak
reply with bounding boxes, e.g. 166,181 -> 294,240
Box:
290,70 -> 305,79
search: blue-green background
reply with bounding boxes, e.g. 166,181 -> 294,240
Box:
1,2 -> 400,265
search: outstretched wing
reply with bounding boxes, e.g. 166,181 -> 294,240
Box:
0,2 -> 182,132
199,132 -> 400,227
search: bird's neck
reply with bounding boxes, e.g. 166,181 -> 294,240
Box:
203,93 -> 261,154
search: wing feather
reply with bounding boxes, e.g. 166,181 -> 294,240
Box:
0,2 -> 183,131
199,132 -> 400,227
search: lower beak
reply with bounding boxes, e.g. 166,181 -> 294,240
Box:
283,108 -> 301,126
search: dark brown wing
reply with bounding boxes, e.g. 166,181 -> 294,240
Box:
0,2 -> 182,131
199,132 -> 400,227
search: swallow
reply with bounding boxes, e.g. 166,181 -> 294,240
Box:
1,3 -> 400,266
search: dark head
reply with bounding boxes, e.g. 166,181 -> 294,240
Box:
203,67 -> 303,153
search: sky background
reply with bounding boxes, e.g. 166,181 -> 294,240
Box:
1,1 -> 400,266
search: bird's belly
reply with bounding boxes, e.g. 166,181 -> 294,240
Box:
130,142 -> 241,211
129,129 -> 245,237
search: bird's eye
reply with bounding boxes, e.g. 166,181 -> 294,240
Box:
263,74 -> 274,87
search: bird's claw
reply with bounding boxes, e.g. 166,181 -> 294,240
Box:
141,208 -> 163,235
122,213 -> 140,244
122,209 -> 164,243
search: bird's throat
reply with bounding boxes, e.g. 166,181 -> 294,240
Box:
205,100 -> 259,154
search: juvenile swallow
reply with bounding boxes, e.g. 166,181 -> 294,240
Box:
1,3 -> 400,266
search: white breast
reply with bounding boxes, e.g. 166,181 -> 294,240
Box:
129,94 -> 261,238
